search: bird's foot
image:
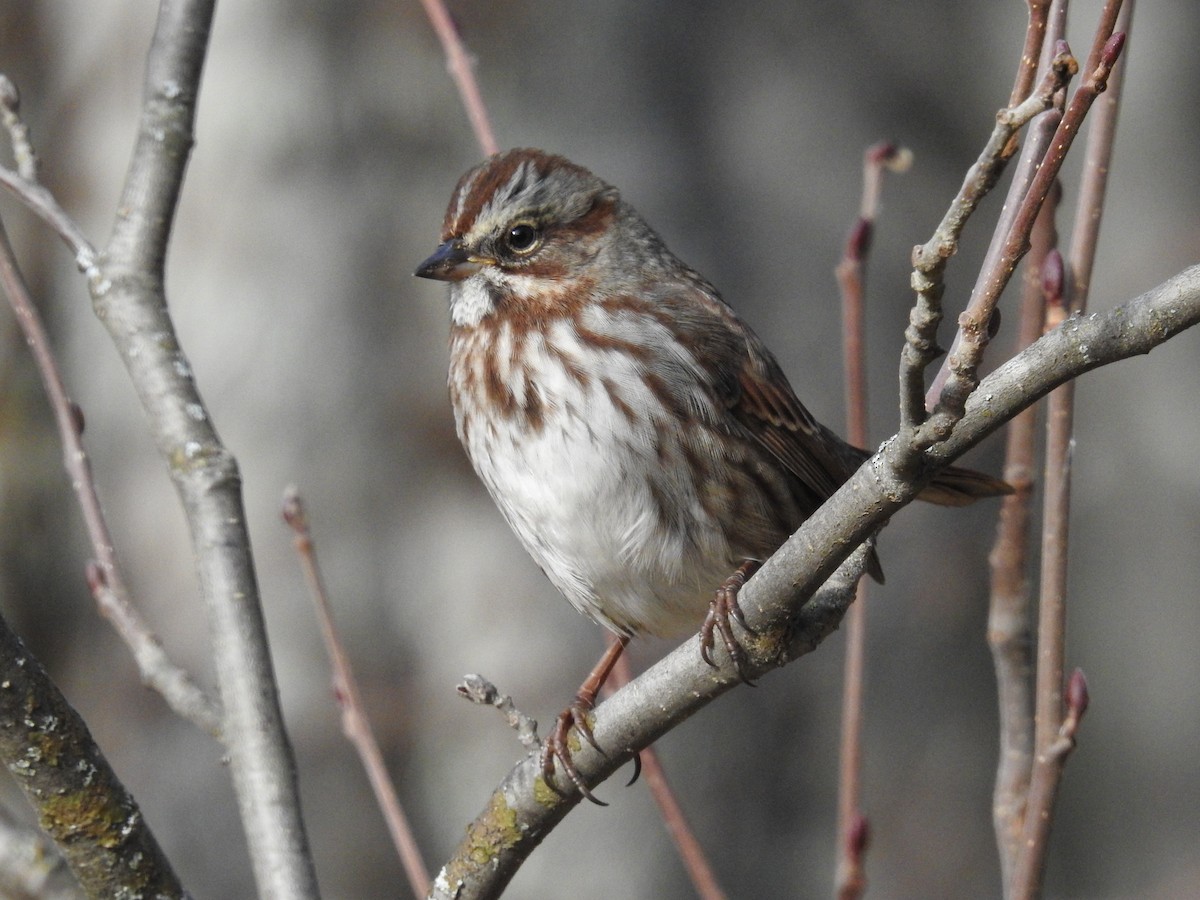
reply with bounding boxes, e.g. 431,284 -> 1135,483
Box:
699,560 -> 761,685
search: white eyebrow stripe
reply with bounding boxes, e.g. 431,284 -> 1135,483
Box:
477,160 -> 536,227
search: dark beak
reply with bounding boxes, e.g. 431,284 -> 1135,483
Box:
414,239 -> 481,282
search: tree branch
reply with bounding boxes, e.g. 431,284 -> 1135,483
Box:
283,488 -> 430,899
431,263 -> 1200,899
926,17 -> 1126,434
987,208 -> 1059,892
834,139 -> 908,900
0,610 -> 187,898
87,2 -> 319,895
0,203 -> 220,735
900,48 -> 1074,438
925,0 -> 1069,410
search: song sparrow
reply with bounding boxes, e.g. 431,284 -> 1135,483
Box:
416,148 -> 1008,800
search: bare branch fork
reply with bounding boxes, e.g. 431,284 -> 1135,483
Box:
0,78 -> 221,736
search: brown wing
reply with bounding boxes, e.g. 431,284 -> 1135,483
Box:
731,349 -> 854,504
654,281 -> 1011,512
655,283 -> 856,510
732,341 -> 1012,507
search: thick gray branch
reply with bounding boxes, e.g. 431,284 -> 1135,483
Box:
0,611 -> 185,899
431,263 -> 1200,899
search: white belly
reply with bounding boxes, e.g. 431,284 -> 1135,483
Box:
450,316 -> 736,637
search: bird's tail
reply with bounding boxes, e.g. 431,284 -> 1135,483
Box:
917,462 -> 1013,507
835,434 -> 1012,508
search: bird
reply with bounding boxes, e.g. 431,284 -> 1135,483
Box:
416,148 -> 1009,801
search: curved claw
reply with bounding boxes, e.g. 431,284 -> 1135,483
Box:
539,634 -> 631,805
699,561 -> 761,685
625,750 -> 643,787
540,704 -> 607,805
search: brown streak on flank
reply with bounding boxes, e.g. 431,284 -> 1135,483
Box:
573,321 -> 655,365
646,476 -> 680,533
641,370 -> 690,423
740,458 -> 798,537
599,292 -> 675,330
678,436 -> 722,523
522,373 -> 544,433
600,376 -> 638,423
650,419 -> 671,465
544,339 -> 591,389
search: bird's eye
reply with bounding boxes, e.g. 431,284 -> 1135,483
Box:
505,222 -> 541,255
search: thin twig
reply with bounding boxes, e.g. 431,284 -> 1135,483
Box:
925,18 -> 1126,435
983,11 -> 1071,869
1009,10 -> 1131,894
987,196 -> 1060,892
1067,0 -> 1131,312
1010,670 -> 1089,900
0,75 -> 102,295
1009,1 -> 1053,108
417,0 -> 498,156
900,49 -> 1074,441
283,488 -> 431,899
1032,272 -> 1073,760
925,0 -> 1069,410
0,211 -> 221,735
833,140 -> 908,900
608,643 -> 727,900
456,674 -> 541,752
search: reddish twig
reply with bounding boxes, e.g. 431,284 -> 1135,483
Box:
986,190 -> 1060,892
1032,257 -> 1072,757
1009,1 -> 1053,108
1007,10 -> 1131,894
1066,0 -> 1131,311
983,10 -> 1071,870
1010,670 -> 1089,900
417,0 -> 498,156
608,640 -> 727,900
832,140 -> 908,900
282,488 -> 431,899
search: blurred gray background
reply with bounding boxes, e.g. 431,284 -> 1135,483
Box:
0,1 -> 1197,897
